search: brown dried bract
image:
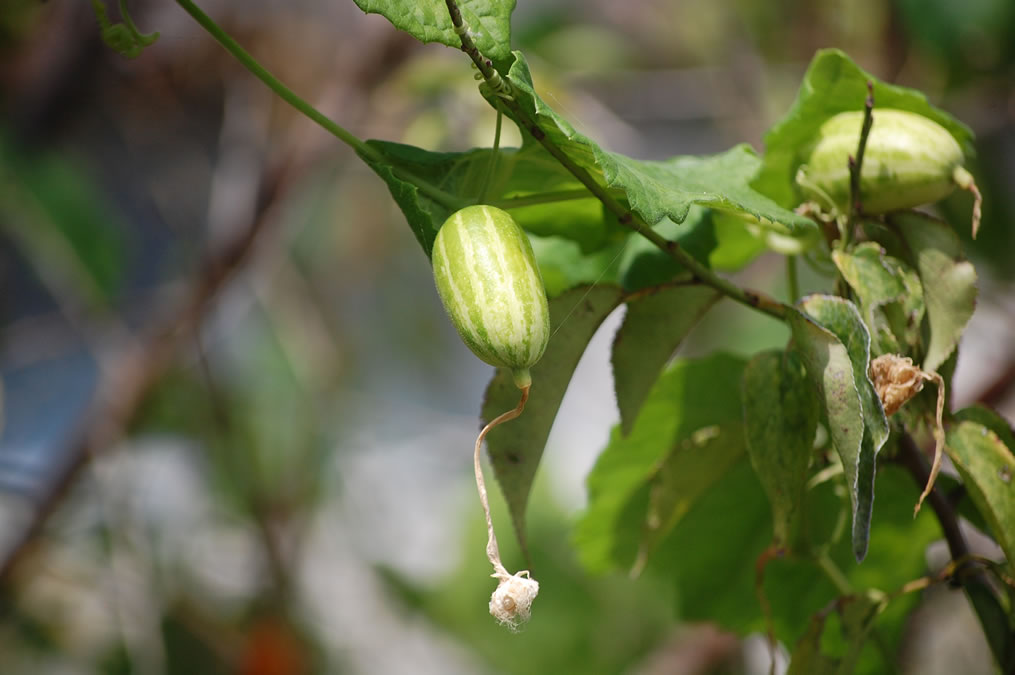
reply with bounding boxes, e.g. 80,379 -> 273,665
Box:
869,354 -> 946,516
870,354 -> 925,416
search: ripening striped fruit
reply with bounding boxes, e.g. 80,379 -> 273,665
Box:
795,109 -> 980,235
432,205 -> 550,389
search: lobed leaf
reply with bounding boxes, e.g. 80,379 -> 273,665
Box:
502,53 -> 818,238
790,295 -> 888,561
352,0 -> 515,63
481,285 -> 625,560
742,349 -> 820,548
891,211 -> 977,373
755,48 -> 976,209
612,283 -> 722,434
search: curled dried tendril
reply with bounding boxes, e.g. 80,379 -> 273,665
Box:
474,386 -> 539,630
869,354 -> 945,516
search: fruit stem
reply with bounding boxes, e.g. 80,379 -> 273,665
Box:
474,385 -> 530,580
511,367 -> 532,389
175,0 -> 462,211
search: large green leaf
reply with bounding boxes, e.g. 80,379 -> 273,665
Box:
352,0 -> 515,63
789,296 -> 888,561
742,349 -> 820,548
481,285 -> 624,559
502,53 -> 818,237
574,354 -> 747,572
946,420 -> 1015,574
892,211 -> 977,373
612,283 -> 721,434
755,48 -> 976,209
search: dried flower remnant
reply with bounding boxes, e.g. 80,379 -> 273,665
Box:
869,354 -> 945,515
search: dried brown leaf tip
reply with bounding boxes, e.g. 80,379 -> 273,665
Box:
869,354 -> 946,516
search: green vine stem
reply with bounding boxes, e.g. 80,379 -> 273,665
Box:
443,0 -> 788,321
175,0 -> 462,211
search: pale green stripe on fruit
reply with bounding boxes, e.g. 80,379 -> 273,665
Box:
432,205 -> 549,373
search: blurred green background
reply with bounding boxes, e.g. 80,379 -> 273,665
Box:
1,0 -> 1013,673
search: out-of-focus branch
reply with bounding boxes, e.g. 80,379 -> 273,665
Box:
0,161 -> 292,587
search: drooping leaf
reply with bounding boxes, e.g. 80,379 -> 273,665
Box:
501,53 -> 818,238
786,590 -> 889,675
481,285 -> 624,558
946,420 -> 1015,574
352,0 -> 515,63
892,211 -> 977,373
742,349 -> 820,548
756,48 -> 975,209
575,354 -> 746,572
789,295 -> 889,561
612,283 -> 721,434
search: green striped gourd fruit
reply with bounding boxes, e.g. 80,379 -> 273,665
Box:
795,109 -> 976,219
432,205 -> 550,389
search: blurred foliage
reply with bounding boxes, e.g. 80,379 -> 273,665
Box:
0,0 -> 1013,673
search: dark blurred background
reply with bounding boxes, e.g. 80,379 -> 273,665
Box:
1,1 -> 1013,673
